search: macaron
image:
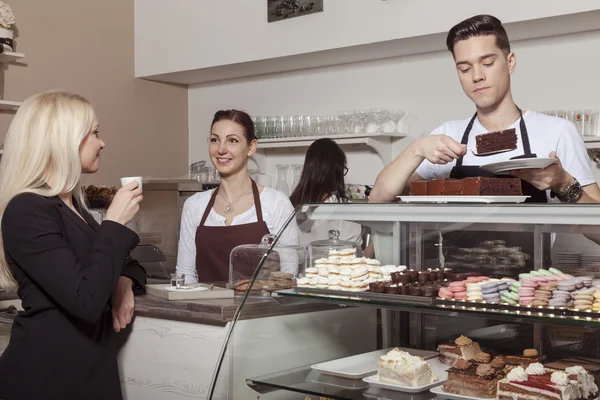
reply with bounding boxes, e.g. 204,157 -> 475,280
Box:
548,298 -> 567,307
483,293 -> 501,303
454,291 -> 468,300
438,287 -> 454,299
530,271 -> 544,277
532,299 -> 549,307
502,295 -> 518,305
449,284 -> 467,293
519,296 -> 534,306
519,273 -> 532,279
549,267 -> 562,275
537,269 -> 553,276
503,291 -> 520,301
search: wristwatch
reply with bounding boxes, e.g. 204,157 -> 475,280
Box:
553,178 -> 582,203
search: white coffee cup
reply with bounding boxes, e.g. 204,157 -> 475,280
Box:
120,176 -> 143,190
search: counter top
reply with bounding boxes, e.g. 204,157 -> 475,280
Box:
134,294 -> 340,326
0,289 -> 340,326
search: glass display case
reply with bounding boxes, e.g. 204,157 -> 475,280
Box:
228,234 -> 306,295
208,202 -> 600,400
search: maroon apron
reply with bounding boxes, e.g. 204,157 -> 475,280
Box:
195,179 -> 271,284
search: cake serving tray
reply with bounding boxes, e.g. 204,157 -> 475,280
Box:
397,196 -> 530,204
311,347 -> 438,379
430,385 -> 498,399
363,358 -> 448,393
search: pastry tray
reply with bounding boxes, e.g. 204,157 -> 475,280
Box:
311,347 -> 439,379
280,287 -> 434,305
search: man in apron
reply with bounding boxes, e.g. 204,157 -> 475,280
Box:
371,14 -> 600,205
370,14 -> 600,271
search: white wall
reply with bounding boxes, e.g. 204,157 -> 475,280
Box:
135,0 -> 600,78
188,30 -> 600,186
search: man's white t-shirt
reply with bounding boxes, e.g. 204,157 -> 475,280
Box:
415,111 -> 595,201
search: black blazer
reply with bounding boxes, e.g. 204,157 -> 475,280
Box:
0,193 -> 146,400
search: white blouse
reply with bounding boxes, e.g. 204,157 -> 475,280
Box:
176,187 -> 300,283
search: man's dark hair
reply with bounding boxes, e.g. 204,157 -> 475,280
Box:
446,15 -> 511,56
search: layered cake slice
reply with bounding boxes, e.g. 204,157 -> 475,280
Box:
497,363 -> 599,400
475,128 -> 518,154
437,335 -> 481,366
463,177 -> 522,196
442,358 -> 507,398
377,348 -> 438,386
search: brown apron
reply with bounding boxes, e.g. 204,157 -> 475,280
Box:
195,179 -> 271,284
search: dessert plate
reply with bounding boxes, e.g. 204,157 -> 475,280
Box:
480,157 -> 555,174
397,196 -> 530,204
430,385 -> 498,399
311,347 -> 438,379
362,358 -> 448,393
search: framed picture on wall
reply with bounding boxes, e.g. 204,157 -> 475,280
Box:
267,0 -> 324,23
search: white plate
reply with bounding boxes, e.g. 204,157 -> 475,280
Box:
397,196 -> 530,204
164,286 -> 208,292
362,358 -> 448,393
430,385 -> 497,399
311,347 -> 438,379
480,157 -> 555,174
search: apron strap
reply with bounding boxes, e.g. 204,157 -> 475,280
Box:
512,107 -> 536,159
456,113 -> 478,168
199,179 -> 263,226
199,187 -> 219,227
251,179 -> 264,222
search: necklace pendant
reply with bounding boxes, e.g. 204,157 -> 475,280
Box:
224,204 -> 234,214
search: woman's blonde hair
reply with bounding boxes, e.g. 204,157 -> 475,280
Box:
0,90 -> 95,289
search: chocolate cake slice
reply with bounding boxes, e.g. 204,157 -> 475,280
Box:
427,179 -> 447,195
409,180 -> 427,195
442,359 -> 506,398
475,128 -> 518,154
463,177 -> 522,196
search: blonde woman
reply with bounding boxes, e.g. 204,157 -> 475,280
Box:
0,91 -> 145,400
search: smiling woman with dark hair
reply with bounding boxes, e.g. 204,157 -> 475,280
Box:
291,138 -> 363,248
176,109 -> 299,284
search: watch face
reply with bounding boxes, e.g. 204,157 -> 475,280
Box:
568,184 -> 582,201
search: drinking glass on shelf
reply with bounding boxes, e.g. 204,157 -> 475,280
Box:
291,115 -> 303,137
325,116 -> 340,135
265,117 -> 277,139
387,109 -> 406,133
373,109 -> 390,133
584,110 -> 599,137
337,111 -> 353,134
363,110 -> 378,133
565,111 -> 576,125
302,115 -> 313,136
352,110 -> 366,134
313,116 -> 324,136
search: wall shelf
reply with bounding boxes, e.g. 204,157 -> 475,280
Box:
252,132 -> 406,172
0,100 -> 21,111
584,136 -> 600,149
0,51 -> 24,63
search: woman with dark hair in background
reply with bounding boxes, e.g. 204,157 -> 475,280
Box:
176,109 -> 299,283
291,138 -> 363,249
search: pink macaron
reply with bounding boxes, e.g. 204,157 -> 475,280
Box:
454,291 -> 469,300
518,288 -> 535,296
521,280 -> 539,288
438,287 -> 454,299
519,297 -> 534,306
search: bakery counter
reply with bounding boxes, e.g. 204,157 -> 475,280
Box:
133,293 -> 345,326
118,294 -> 377,400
